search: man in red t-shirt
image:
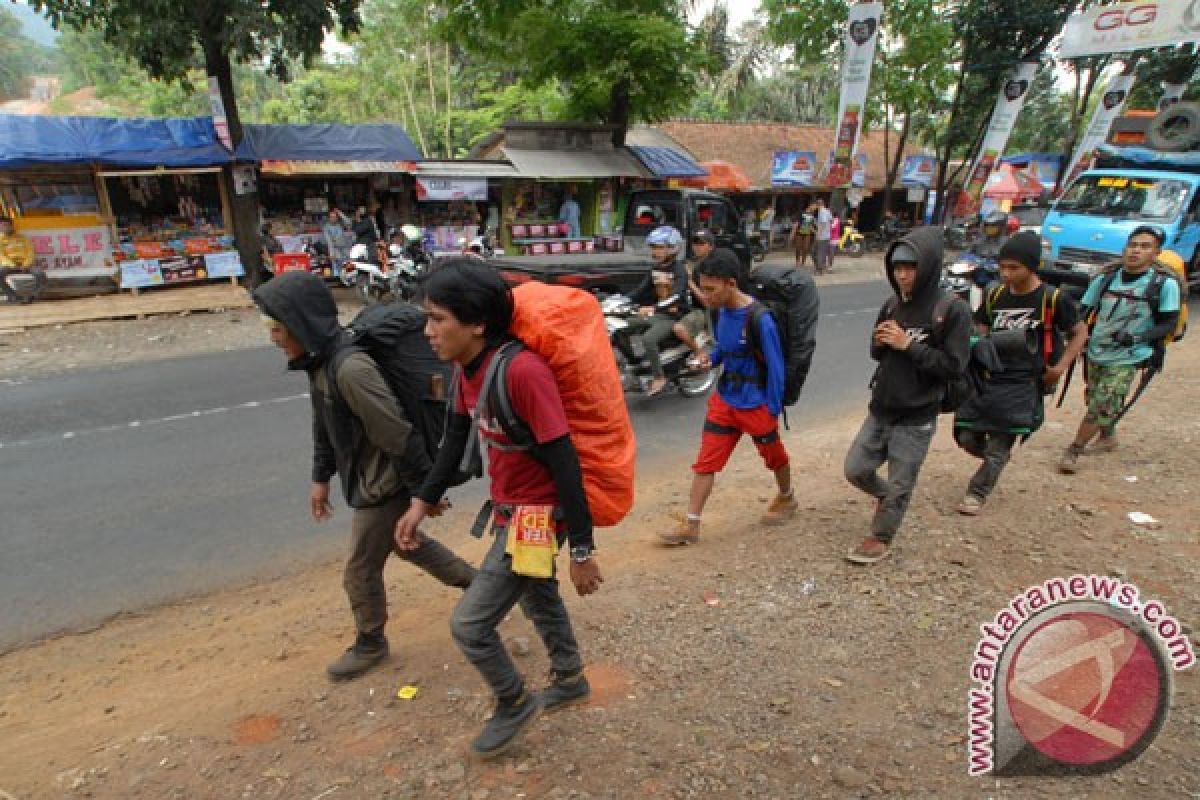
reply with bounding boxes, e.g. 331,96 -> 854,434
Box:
395,258 -> 602,760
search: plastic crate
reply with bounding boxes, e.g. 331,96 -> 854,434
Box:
511,224 -> 528,238
530,224 -> 546,237
567,239 -> 584,253
530,242 -> 548,255
549,241 -> 566,254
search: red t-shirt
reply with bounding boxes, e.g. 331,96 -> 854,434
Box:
455,348 -> 570,505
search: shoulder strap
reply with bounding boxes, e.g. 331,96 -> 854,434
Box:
1086,270 -> 1120,329
985,285 -> 1005,320
744,300 -> 768,364
323,341 -> 360,410
476,341 -> 536,452
1042,287 -> 1060,361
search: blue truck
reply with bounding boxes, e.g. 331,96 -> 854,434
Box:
1041,146 -> 1200,288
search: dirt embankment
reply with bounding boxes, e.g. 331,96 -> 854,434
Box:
1,314 -> 1198,800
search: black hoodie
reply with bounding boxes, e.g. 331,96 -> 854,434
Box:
869,226 -> 972,424
254,271 -> 422,508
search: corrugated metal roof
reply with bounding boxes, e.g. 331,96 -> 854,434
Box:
416,159 -> 519,178
503,147 -> 650,179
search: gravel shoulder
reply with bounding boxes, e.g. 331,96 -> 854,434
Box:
1,330 -> 1197,798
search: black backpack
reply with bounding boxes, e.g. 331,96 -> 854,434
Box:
744,264 -> 820,407
881,291 -> 975,413
328,303 -> 480,486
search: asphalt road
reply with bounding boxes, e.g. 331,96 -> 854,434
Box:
0,279 -> 891,651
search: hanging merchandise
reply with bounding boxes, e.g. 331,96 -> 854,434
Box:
1060,73 -> 1136,192
827,1 -> 883,188
961,61 -> 1040,214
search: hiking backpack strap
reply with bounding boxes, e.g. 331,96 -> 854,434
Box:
1042,287 -> 1059,365
722,301 -> 770,391
474,340 -> 536,454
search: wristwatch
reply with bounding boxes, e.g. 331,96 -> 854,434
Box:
569,545 -> 594,563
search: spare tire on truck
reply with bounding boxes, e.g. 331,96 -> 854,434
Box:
1146,102 -> 1200,152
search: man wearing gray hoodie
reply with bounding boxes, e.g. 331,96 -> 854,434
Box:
843,227 -> 972,564
254,272 -> 475,680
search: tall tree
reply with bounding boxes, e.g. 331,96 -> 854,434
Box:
439,0 -> 697,145
32,0 -> 363,284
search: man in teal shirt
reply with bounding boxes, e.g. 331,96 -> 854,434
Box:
1059,226 -> 1181,473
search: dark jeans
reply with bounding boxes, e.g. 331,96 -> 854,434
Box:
346,494 -> 476,636
617,315 -> 676,379
954,429 -> 1016,502
451,525 -> 583,702
843,413 -> 937,543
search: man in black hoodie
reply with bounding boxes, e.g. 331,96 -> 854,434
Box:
843,226 -> 971,564
254,271 -> 475,680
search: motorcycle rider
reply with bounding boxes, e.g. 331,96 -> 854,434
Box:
969,211 -> 1010,260
619,225 -> 690,396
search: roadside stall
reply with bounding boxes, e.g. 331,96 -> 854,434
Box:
0,115 -> 242,293
239,123 -> 423,277
412,160 -> 515,257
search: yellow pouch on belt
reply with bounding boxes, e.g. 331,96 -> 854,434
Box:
505,504 -> 559,579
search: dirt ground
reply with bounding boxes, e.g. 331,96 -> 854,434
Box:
1,289 -> 1197,800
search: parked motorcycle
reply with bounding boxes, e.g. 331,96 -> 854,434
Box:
460,226 -> 496,259
837,221 -> 866,257
940,252 -> 997,312
601,294 -> 717,398
750,232 -> 768,263
341,241 -> 422,304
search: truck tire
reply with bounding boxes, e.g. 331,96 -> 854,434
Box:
1146,102 -> 1200,152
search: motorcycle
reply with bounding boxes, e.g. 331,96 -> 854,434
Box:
601,294 -> 718,398
941,252 -> 997,312
750,232 -> 769,263
837,221 -> 866,257
460,226 -> 496,259
944,218 -> 976,251
341,241 -> 422,304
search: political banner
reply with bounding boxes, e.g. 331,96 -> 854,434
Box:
26,225 -> 114,278
771,151 -> 818,186
1061,73 -> 1136,192
1059,1 -> 1200,59
962,62 -> 1040,213
829,1 -> 883,188
901,155 -> 937,187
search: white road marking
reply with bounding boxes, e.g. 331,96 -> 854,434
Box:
0,393 -> 309,450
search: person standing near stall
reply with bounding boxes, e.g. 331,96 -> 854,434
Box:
559,191 -> 582,239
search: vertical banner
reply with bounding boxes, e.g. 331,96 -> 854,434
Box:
962,61 -> 1040,213
1061,73 -> 1136,191
208,76 -> 232,151
828,1 -> 883,188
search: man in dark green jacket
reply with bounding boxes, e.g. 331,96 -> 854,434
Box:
255,272 -> 475,680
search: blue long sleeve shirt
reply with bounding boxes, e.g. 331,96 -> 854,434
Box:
711,303 -> 786,417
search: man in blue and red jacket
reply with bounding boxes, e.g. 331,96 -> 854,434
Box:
659,248 -> 796,546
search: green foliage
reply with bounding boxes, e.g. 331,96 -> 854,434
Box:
1007,68 -> 1074,153
439,0 -> 698,128
0,5 -> 55,99
1128,47 -> 1200,109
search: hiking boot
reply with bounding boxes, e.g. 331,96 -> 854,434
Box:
1058,444 -> 1084,474
761,492 -> 798,525
1091,434 -> 1118,454
845,536 -> 890,565
957,495 -> 984,516
658,520 -> 699,546
326,633 -> 389,680
538,670 -> 591,712
471,690 -> 542,759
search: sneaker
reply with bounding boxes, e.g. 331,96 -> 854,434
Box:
658,521 -> 699,546
1091,434 -> 1118,454
957,495 -> 984,516
326,634 -> 389,680
761,492 -> 798,525
471,690 -> 542,759
1058,444 -> 1083,474
845,536 -> 890,565
538,670 -> 591,712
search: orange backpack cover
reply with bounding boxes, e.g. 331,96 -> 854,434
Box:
510,282 -> 636,527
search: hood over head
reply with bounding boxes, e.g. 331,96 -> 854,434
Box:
884,225 -> 944,300
252,271 -> 342,364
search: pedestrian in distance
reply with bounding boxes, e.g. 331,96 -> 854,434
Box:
952,232 -> 1088,514
1058,225 -> 1182,474
253,271 -> 476,681
843,226 -> 971,564
788,202 -> 816,270
813,197 -> 835,275
394,259 -> 603,760
658,248 -> 796,546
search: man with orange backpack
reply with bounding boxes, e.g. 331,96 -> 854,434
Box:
395,259 -> 610,759
1058,226 -> 1183,474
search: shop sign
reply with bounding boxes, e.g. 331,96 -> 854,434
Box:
27,225 -> 114,277
119,259 -> 165,289
119,251 -> 243,288
771,151 -> 818,187
203,251 -> 244,278
1059,1 -> 1200,59
907,186 -> 926,203
260,160 -> 415,176
415,177 -> 488,202
232,165 -> 257,196
901,155 -> 936,187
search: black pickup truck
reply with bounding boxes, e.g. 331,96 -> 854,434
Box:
489,188 -> 754,295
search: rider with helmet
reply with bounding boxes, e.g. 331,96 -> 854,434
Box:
622,225 -> 691,396
970,210 -> 1010,260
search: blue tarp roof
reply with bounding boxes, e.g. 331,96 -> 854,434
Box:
999,152 -> 1063,165
0,115 -> 424,170
236,123 -> 423,162
628,145 -> 707,178
1095,144 -> 1200,169
0,114 -> 233,169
